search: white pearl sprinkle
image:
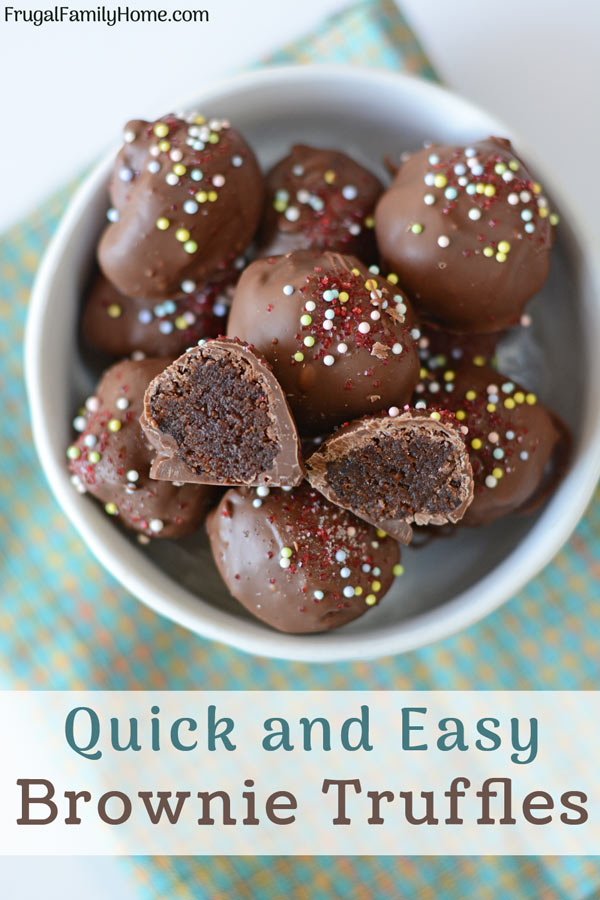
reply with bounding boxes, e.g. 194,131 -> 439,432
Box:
127,470 -> 139,482
124,129 -> 136,143
119,167 -> 133,182
335,550 -> 347,562
468,208 -> 482,221
279,558 -> 291,569
232,155 -> 243,167
388,406 -> 400,417
343,586 -> 355,598
116,397 -> 129,410
323,355 -> 335,366
283,284 -> 295,296
165,173 -> 179,186
252,498 -> 262,508
170,149 -> 183,162
392,343 -> 403,355
437,235 -> 450,248
340,566 -> 351,579
323,320 -> 333,331
73,415 -> 86,432
149,519 -> 164,533
342,185 -> 358,200
313,589 -> 324,600
213,174 -> 225,187
358,322 -> 370,334
184,200 -> 199,214
256,485 -> 270,497
181,280 -> 196,294
324,308 -> 335,320
485,475 -> 498,489
508,193 -> 519,205
285,206 -> 300,222
337,342 -> 348,354
424,193 -> 435,205
147,160 -> 160,174
83,434 -> 97,448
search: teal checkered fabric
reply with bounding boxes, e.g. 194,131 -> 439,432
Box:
1,0 -> 599,895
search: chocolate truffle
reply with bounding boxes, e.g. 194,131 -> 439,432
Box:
98,114 -> 264,300
81,271 -> 235,359
206,482 -> 402,633
258,144 -> 383,261
375,137 -> 559,333
227,250 -> 420,433
413,362 -> 562,525
141,338 -> 305,488
67,358 -> 215,538
306,410 -> 474,542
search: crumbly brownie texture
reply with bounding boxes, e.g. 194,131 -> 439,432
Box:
306,411 -> 473,542
141,338 -> 305,488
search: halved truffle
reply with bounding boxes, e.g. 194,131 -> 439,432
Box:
306,411 -> 474,542
141,338 -> 305,488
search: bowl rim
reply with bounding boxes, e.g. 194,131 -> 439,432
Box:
25,63 -> 600,663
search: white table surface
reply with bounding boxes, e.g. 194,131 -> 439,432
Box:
2,0 -> 599,894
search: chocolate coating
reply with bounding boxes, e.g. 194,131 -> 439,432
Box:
258,144 -> 383,262
141,338 -> 305,488
414,362 -> 562,525
418,323 -> 501,371
227,250 -> 420,433
375,137 -> 557,333
81,271 -> 234,359
206,482 -> 401,633
306,410 -> 474,541
98,114 -> 264,300
67,358 -> 216,538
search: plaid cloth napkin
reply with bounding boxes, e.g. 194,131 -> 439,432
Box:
1,0 -> 599,894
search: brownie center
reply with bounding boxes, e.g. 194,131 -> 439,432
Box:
324,431 -> 464,519
149,354 -> 279,480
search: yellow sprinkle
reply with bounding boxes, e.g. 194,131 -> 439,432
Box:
153,123 -> 169,138
107,304 -> 121,318
430,411 -> 441,421
156,217 -> 170,230
354,586 -> 363,596
273,199 -> 287,212
471,438 -> 482,450
420,367 -> 428,379
365,278 -> 378,292
410,223 -> 423,234
158,140 -> 171,152
514,391 -> 525,404
303,336 -> 315,347
174,316 -> 188,330
376,529 -> 387,538
387,273 -> 399,284
365,594 -> 377,606
496,252 -> 507,263
492,467 -> 504,479
351,268 -> 361,276
105,502 -> 118,516
433,174 -> 447,189
466,390 -> 477,401
473,355 -> 485,367
504,398 -> 516,410
497,241 -> 511,253
88,451 -> 100,464
486,403 -> 497,413
476,183 -> 485,194
175,228 -> 190,242
371,580 -> 382,592
483,247 -> 494,258
339,291 -> 349,303
183,240 -> 198,254
526,392 -> 537,405
208,191 -> 218,202
549,213 -> 560,226
208,133 -> 219,144
108,418 -> 121,432
196,191 -> 208,203
532,182 -> 542,194
293,352 -> 304,362
364,216 -> 375,229
509,160 -> 519,171
484,184 -> 496,197
173,163 -> 186,176
456,410 -> 466,421
393,564 -> 404,577
324,169 -> 336,184
443,370 -> 455,381
539,207 -> 549,218
194,115 -> 206,125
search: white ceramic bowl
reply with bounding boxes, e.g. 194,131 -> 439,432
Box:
25,65 -> 600,662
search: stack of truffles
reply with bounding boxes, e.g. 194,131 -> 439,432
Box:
68,113 -> 565,634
